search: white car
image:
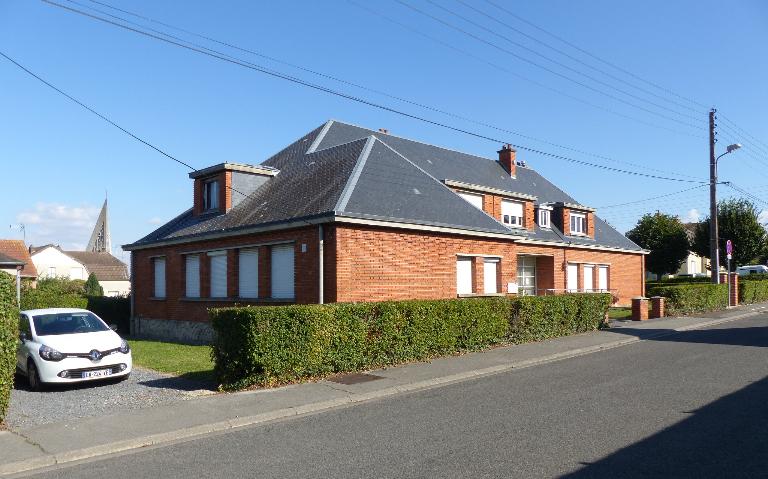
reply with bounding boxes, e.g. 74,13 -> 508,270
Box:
16,308 -> 132,390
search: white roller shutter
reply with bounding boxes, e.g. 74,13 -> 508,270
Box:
567,263 -> 578,292
238,249 -> 259,298
598,266 -> 609,291
209,251 -> 227,298
456,257 -> 473,295
153,258 -> 166,298
483,259 -> 498,294
458,192 -> 483,210
271,244 -> 295,299
583,265 -> 594,292
185,255 -> 200,298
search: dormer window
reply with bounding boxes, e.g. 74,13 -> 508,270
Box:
538,209 -> 551,228
570,212 -> 587,235
203,179 -> 220,211
501,200 -> 524,228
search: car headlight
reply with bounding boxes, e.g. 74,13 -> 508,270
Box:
39,345 -> 64,362
119,339 -> 130,354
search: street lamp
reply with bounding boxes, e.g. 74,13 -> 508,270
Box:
709,120 -> 742,284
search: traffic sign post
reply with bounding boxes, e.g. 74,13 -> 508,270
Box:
726,240 -> 733,307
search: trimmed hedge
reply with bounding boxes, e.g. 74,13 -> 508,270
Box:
87,296 -> 130,334
211,294 -> 611,390
646,283 -> 728,316
739,279 -> 768,304
0,272 -> 19,423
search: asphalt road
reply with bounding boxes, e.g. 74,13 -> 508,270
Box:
20,315 -> 768,478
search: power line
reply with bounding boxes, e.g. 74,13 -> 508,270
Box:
719,114 -> 768,153
394,0 -> 704,130
483,0 -> 709,111
424,0 -> 704,122
596,184 -> 709,209
55,0 -> 700,179
38,0 -> 710,184
724,182 -> 768,208
348,0 -> 706,140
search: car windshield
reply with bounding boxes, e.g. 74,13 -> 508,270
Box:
32,312 -> 109,336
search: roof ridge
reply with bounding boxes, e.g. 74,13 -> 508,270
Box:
334,135 -> 377,213
305,119 -> 334,154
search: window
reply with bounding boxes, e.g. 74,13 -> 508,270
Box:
209,251 -> 227,298
517,256 -> 536,296
583,265 -> 594,292
69,267 -> 82,280
153,257 -> 166,298
483,258 -> 499,294
458,192 -> 483,210
203,179 -> 220,211
47,267 -> 56,277
456,257 -> 473,295
598,266 -> 609,291
19,314 -> 31,338
271,244 -> 295,299
238,249 -> 259,298
185,255 -> 200,298
538,209 -> 550,228
501,200 -> 524,228
570,212 -> 587,235
567,263 -> 578,292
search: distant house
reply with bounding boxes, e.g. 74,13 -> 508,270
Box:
124,120 -> 647,343
0,239 -> 38,281
676,223 -> 710,276
30,245 -> 130,296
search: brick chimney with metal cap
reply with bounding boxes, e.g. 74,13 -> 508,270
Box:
498,144 -> 516,177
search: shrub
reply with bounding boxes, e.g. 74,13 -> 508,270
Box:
21,277 -> 87,311
84,273 -> 104,296
647,283 -> 728,316
211,294 -> 611,390
0,272 -> 19,423
739,279 -> 768,304
87,296 -> 130,333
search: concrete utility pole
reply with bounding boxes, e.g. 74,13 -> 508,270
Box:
709,109 -> 720,284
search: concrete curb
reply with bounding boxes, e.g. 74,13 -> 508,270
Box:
1,308 -> 764,476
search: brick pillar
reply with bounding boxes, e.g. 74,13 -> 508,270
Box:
650,296 -> 665,319
472,257 -> 484,294
719,272 -> 728,284
730,273 -> 739,307
632,297 -> 648,321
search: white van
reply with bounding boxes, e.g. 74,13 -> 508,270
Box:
736,265 -> 768,276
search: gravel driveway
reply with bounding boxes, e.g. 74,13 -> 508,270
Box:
6,367 -> 215,429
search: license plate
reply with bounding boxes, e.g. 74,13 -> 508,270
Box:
83,369 -> 112,378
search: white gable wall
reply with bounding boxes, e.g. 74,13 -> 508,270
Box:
31,247 -> 86,280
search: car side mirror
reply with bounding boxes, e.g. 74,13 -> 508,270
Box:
19,332 -> 28,343
109,324 -> 118,332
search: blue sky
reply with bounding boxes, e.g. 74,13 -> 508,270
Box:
1,0 -> 767,260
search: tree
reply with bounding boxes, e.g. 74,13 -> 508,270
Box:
84,273 -> 103,297
626,212 -> 690,277
692,198 -> 767,270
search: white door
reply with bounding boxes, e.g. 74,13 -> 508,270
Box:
484,259 -> 498,294
598,266 -> 609,291
567,263 -> 578,292
456,258 -> 473,295
583,265 -> 594,292
271,244 -> 295,299
517,256 -> 537,296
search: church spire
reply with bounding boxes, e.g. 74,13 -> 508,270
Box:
87,198 -> 111,253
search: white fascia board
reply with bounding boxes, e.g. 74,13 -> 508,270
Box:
516,237 -> 648,255
443,179 -> 537,201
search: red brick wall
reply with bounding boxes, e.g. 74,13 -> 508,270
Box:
587,212 -> 595,239
524,202 -> 535,231
192,171 -> 230,216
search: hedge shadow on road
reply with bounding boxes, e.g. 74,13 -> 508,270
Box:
608,324 -> 768,348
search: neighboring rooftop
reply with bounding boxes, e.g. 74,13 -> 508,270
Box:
0,239 -> 37,277
63,251 -> 129,281
126,120 -> 643,252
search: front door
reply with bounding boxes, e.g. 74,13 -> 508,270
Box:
517,256 -> 537,296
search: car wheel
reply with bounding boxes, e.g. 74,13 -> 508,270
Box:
27,360 -> 44,392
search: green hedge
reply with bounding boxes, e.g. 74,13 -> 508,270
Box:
211,294 -> 610,390
739,279 -> 768,304
87,296 -> 130,334
0,272 -> 19,423
646,283 -> 728,316
20,277 -> 87,311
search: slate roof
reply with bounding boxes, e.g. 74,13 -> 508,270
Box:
0,240 -> 37,277
63,251 -> 129,281
126,120 -> 642,252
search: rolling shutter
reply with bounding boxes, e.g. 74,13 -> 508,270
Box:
457,192 -> 483,210
456,257 -> 473,295
598,266 -> 609,291
185,255 -> 200,298
153,258 -> 166,298
567,263 -> 578,292
238,249 -> 259,298
484,259 -> 498,294
209,251 -> 227,298
583,265 -> 594,292
271,244 -> 295,299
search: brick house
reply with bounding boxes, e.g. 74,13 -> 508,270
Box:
124,120 -> 647,343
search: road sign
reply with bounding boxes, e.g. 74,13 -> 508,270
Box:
726,240 -> 733,256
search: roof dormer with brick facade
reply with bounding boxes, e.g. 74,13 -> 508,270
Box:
554,202 -> 596,239
190,163 -> 279,216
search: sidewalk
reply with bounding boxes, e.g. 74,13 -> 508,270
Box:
2,303 -> 767,476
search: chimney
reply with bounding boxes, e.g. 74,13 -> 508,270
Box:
378,128 -> 389,135
498,144 -> 516,177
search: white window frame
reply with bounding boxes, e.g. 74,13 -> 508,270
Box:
566,263 -> 579,292
185,254 -> 200,298
456,257 -> 474,295
457,191 -> 483,210
570,212 -> 587,235
208,250 -> 227,298
153,257 -> 166,298
203,179 -> 220,211
483,258 -> 499,294
48,267 -> 56,277
517,256 -> 537,296
538,209 -> 551,228
501,200 -> 524,228
598,266 -> 609,292
238,248 -> 259,299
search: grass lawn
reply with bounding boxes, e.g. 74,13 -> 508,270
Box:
607,307 -> 632,320
128,338 -> 215,384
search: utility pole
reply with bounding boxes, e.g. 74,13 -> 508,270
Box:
709,109 -> 720,284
